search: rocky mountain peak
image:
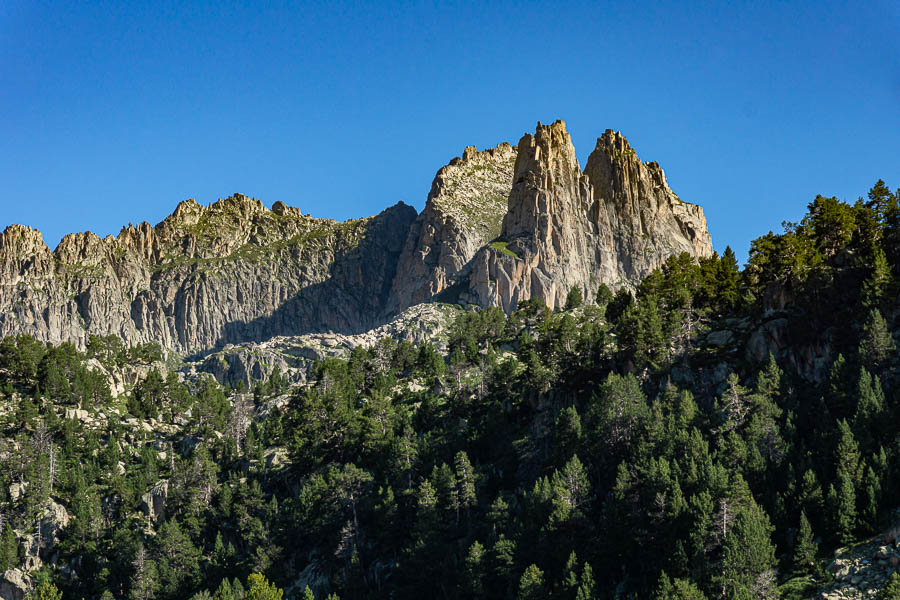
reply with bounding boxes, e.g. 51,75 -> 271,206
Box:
208,193 -> 266,219
512,119 -> 581,184
465,120 -> 713,311
55,231 -> 108,267
0,226 -> 54,288
464,120 -> 595,311
1,224 -> 48,256
0,194 -> 417,352
501,119 -> 591,243
386,141 -> 518,312
585,129 -> 713,261
168,198 -> 204,226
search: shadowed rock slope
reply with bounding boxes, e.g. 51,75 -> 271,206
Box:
0,195 -> 416,353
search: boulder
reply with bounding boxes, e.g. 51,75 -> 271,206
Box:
178,435 -> 199,455
39,499 -> 70,549
0,569 -> 30,600
141,480 -> 168,523
8,482 -> 26,503
271,201 -> 302,218
746,318 -> 790,363
264,447 -> 289,469
64,408 -> 89,421
256,394 -> 292,419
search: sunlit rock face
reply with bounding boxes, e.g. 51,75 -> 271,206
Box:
464,120 -> 712,311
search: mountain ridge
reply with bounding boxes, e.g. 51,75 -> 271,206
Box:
0,120 -> 713,354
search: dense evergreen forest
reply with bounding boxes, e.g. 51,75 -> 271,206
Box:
3,180 -> 900,599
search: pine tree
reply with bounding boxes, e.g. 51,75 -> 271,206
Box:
717,246 -> 741,309
0,513 -> 17,574
654,571 -> 707,599
211,530 -> 230,582
26,573 -> 63,600
834,471 -> 857,544
464,541 -> 485,598
454,451 -> 477,525
867,179 -> 894,220
393,426 -> 418,491
562,551 -> 579,595
828,353 -> 854,418
213,578 -> 234,600
879,573 -> 900,600
792,511 -> 818,574
858,308 -> 895,371
331,463 -> 373,548
565,286 -> 584,310
246,573 -> 283,600
595,283 -> 614,315
853,368 -> 885,450
576,563 -> 597,600
719,502 -> 777,599
862,465 -> 882,532
861,246 -> 892,308
413,479 -> 439,544
487,495 -> 510,537
130,543 -> 159,600
555,406 -> 582,462
517,564 -> 546,600
606,287 -> 633,324
835,419 -> 862,485
492,535 -> 517,596
550,454 -> 590,524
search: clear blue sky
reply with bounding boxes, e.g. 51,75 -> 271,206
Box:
2,1 -> 898,265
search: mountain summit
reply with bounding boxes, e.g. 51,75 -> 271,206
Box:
464,120 -> 712,311
0,121 -> 712,353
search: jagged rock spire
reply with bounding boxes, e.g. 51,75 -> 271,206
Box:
465,120 -> 713,311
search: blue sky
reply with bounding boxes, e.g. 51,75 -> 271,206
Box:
1,1 -> 897,265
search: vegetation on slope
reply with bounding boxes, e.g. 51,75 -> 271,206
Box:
0,181 -> 899,599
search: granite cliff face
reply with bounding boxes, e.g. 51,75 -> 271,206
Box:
387,143 -> 517,312
0,195 -> 415,353
464,120 -> 713,311
0,120 -> 713,355
585,129 -> 712,279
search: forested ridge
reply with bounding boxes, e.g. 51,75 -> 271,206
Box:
2,180 -> 900,599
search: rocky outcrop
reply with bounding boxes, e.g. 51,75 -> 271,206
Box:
387,143 -> 516,311
464,120 -> 713,311
0,195 -> 416,354
0,569 -> 30,600
141,480 -> 169,523
38,499 -> 70,551
584,129 -> 712,282
813,521 -> 900,599
187,303 -> 459,388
